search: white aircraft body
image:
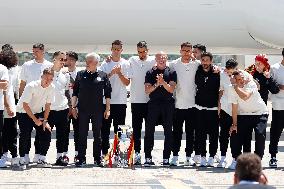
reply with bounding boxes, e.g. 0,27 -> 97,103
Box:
0,0 -> 283,54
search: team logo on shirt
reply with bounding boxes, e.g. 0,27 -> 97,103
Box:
97,77 -> 102,81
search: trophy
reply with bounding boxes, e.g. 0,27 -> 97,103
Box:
106,125 -> 135,169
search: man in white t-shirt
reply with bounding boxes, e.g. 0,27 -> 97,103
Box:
0,63 -> 9,162
218,59 -> 239,168
48,51 -> 71,166
99,40 -> 131,156
17,68 -> 55,169
128,41 -> 155,165
169,42 -> 199,166
0,49 -> 19,168
228,70 -> 268,170
19,43 -> 53,163
268,48 -> 284,168
65,51 -> 79,162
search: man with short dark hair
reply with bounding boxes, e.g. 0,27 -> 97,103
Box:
193,44 -> 206,61
47,51 -> 71,166
229,153 -> 275,189
65,51 -> 79,162
229,71 -> 268,170
19,43 -> 53,163
128,41 -> 155,165
170,42 -> 199,166
100,40 -> 130,157
217,59 -> 239,168
194,52 -> 220,167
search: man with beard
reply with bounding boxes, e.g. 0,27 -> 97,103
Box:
194,52 -> 220,167
128,41 -> 155,165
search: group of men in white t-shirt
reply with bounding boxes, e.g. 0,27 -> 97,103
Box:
0,42 -> 284,170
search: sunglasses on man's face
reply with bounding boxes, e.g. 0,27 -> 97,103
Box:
59,58 -> 67,62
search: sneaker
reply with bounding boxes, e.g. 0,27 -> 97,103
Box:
75,159 -> 86,167
24,155 -> 30,164
134,152 -> 141,165
11,157 -> 19,167
0,158 -> 9,168
228,159 -> 237,170
19,157 -> 27,170
207,157 -> 214,167
170,156 -> 178,166
214,155 -> 221,163
55,156 -> 65,166
162,159 -> 170,166
62,155 -> 69,166
37,159 -> 52,168
193,155 -> 201,164
184,157 -> 196,166
94,160 -> 104,167
74,155 -> 79,163
144,158 -> 155,167
217,156 -> 226,168
269,157 -> 278,168
33,154 -> 40,163
200,157 -> 207,167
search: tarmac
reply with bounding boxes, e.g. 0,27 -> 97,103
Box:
0,102 -> 284,189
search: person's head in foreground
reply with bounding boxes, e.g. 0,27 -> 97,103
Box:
231,153 -> 275,189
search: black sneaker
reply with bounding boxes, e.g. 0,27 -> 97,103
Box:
74,155 -> 79,163
94,160 -> 104,167
37,160 -> 52,168
55,156 -> 64,166
269,157 -> 277,168
144,158 -> 155,167
75,159 -> 86,167
62,155 -> 69,166
162,159 -> 170,166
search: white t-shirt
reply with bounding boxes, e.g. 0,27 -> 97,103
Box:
4,67 -> 19,118
169,58 -> 199,109
228,81 -> 268,115
20,59 -> 53,84
270,62 -> 284,110
219,69 -> 252,115
100,59 -> 131,104
128,56 -> 155,103
17,80 -> 55,114
0,64 -> 9,110
51,71 -> 70,111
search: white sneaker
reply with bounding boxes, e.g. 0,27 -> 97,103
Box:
33,154 -> 40,163
207,157 -> 214,167
214,155 -> 221,163
217,156 -> 227,168
11,157 -> 19,167
193,155 -> 201,164
19,157 -> 27,170
170,156 -> 178,166
228,159 -> 237,170
200,157 -> 207,167
184,157 -> 196,166
0,158 -> 10,168
134,152 -> 141,165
